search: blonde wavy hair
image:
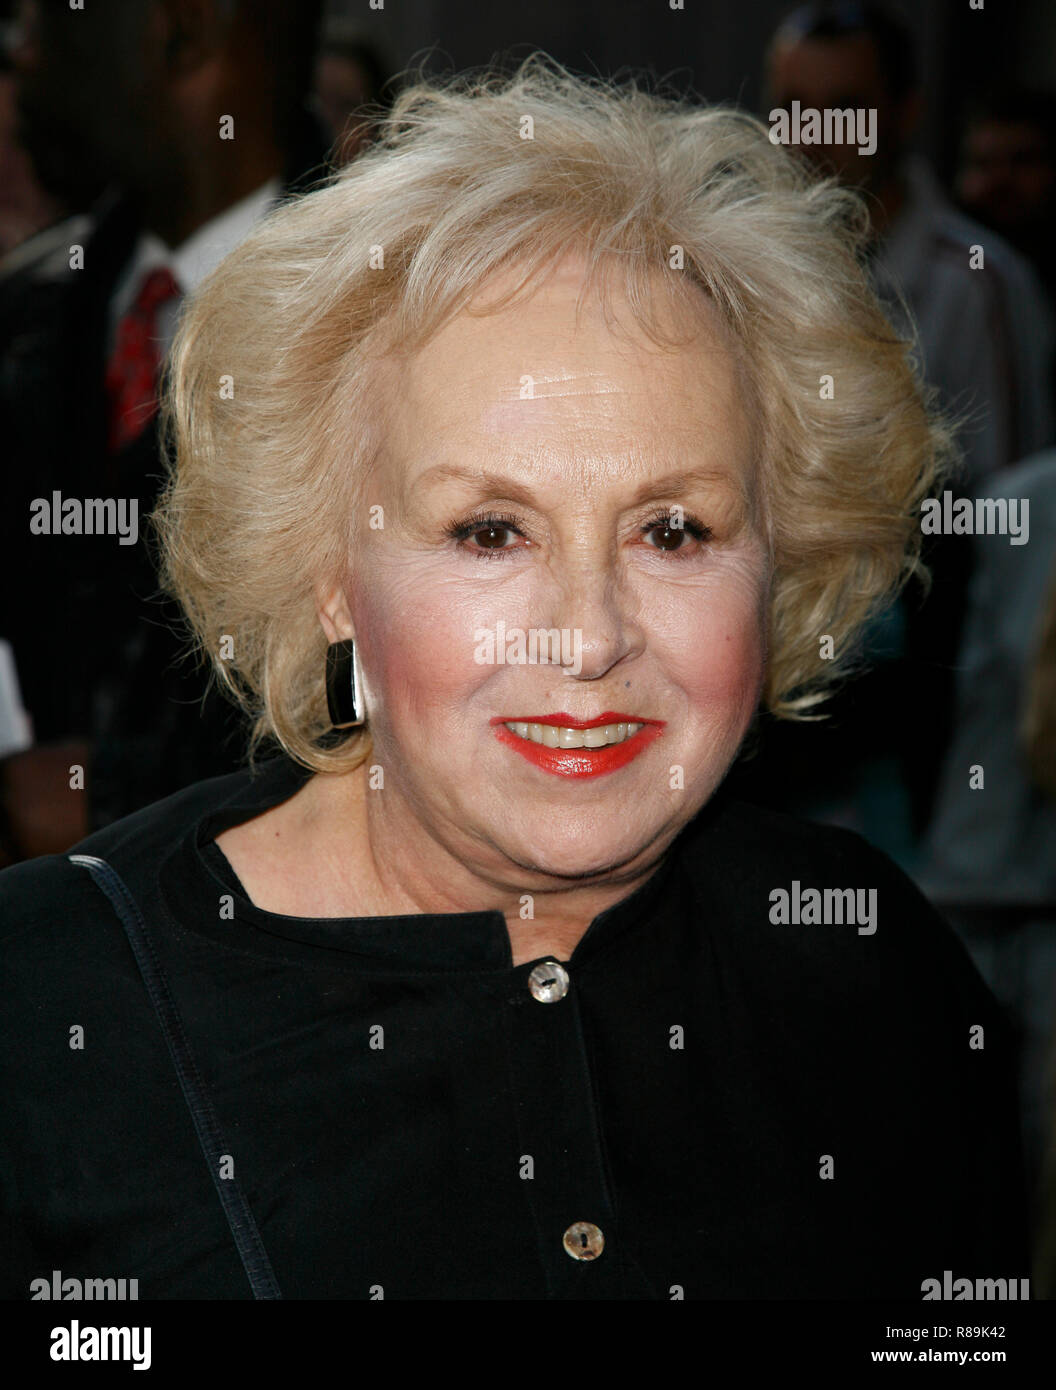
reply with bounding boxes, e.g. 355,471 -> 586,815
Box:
154,52 -> 953,775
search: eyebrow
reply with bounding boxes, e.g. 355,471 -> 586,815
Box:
416,463 -> 744,508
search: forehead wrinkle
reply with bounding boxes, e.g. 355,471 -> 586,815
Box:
479,390 -> 620,435
482,368 -> 624,402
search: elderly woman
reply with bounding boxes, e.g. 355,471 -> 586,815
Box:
1,57 -> 1027,1300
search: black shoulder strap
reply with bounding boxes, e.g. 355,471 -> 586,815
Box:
69,853 -> 282,1300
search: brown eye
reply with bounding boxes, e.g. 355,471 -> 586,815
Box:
640,514 -> 711,554
644,522 -> 687,551
444,512 -> 527,559
473,524 -> 514,549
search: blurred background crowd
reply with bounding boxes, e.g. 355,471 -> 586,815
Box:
1,0 -> 1055,1291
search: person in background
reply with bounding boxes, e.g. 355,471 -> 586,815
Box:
0,0 -> 327,861
915,450 -> 1056,1235
766,2 -> 1054,485
729,0 -> 1056,872
956,85 -> 1056,314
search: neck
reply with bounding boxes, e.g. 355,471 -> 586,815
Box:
309,760 -> 674,965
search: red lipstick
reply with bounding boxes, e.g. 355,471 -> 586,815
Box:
489,712 -> 665,779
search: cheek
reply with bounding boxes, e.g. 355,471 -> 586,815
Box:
349,572 -> 502,725
655,564 -> 768,719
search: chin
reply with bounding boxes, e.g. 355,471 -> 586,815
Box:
496,812 -> 666,883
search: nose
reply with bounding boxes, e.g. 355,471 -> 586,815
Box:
544,542 -> 644,682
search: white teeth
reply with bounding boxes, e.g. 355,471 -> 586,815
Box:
504,721 -> 644,748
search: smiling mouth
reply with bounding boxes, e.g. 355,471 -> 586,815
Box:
502,720 -> 644,748
488,711 -> 664,779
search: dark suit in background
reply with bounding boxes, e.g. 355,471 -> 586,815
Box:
0,1 -> 327,856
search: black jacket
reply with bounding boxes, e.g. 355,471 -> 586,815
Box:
0,758 -> 1030,1299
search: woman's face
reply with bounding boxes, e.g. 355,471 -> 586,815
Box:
324,257 -> 771,883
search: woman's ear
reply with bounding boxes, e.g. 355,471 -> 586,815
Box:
315,582 -> 356,645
